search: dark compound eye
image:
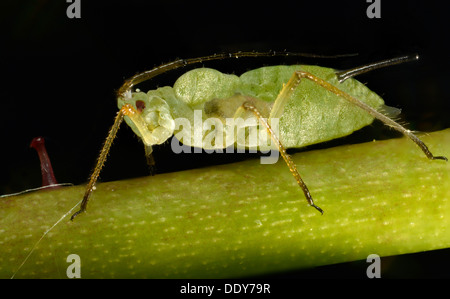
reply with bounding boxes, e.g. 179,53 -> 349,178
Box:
136,100 -> 146,112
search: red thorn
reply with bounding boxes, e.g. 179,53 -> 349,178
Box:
30,137 -> 59,188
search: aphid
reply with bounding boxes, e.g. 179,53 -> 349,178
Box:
30,137 -> 59,189
70,52 -> 447,220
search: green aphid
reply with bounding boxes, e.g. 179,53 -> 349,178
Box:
71,52 -> 447,220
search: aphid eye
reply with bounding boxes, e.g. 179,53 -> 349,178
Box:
136,100 -> 146,113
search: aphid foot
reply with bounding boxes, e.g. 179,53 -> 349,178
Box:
311,204 -> 324,215
70,209 -> 85,221
432,155 -> 448,161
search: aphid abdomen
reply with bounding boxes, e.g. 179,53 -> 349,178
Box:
240,65 -> 385,148
173,68 -> 240,109
168,65 -> 385,150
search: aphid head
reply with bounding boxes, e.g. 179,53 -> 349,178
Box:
118,90 -> 175,147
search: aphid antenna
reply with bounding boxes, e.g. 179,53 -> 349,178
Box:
118,51 -> 358,97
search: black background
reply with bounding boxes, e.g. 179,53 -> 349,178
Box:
1,0 -> 449,278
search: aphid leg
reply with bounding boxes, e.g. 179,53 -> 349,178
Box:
295,70 -> 448,161
71,107 -> 125,220
71,104 -> 157,220
269,73 -> 302,120
240,101 -> 324,215
144,145 -> 156,176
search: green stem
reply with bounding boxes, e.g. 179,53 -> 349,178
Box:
1,129 -> 449,278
